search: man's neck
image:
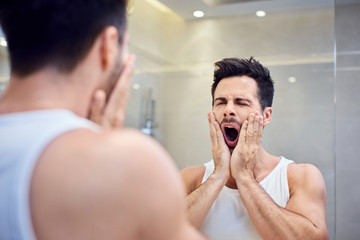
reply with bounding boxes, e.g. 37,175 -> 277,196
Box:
0,68 -> 96,117
253,149 -> 281,182
225,146 -> 280,189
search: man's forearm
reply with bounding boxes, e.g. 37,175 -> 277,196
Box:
185,173 -> 226,228
237,177 -> 327,240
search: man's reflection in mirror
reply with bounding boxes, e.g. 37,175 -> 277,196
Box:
180,57 -> 329,240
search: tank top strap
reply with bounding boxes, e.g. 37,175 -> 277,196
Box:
260,156 -> 294,184
202,159 -> 215,183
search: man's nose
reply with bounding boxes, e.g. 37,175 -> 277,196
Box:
223,102 -> 236,117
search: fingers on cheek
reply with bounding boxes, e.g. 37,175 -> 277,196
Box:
211,113 -> 217,125
243,121 -> 249,140
243,120 -> 248,130
255,115 -> 260,124
250,113 -> 255,122
208,112 -> 215,125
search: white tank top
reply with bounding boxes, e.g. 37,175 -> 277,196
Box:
0,109 -> 99,240
199,157 -> 294,240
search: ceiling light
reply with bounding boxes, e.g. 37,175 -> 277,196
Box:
288,77 -> 296,83
126,0 -> 135,15
132,83 -> 140,90
0,37 -> 7,47
193,10 -> 204,18
256,10 -> 266,17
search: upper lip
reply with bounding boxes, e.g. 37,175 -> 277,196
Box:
221,116 -> 240,131
221,122 -> 240,135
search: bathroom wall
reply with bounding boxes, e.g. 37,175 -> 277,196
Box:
0,28 -> 9,94
335,1 -> 360,239
0,58 -> 9,94
125,0 -> 182,142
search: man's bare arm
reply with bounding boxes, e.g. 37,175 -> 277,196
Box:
231,113 -> 328,240
180,112 -> 231,228
236,164 -> 328,240
180,166 -> 227,228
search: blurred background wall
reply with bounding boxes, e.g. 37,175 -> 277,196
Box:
335,1 -> 360,239
0,0 -> 359,239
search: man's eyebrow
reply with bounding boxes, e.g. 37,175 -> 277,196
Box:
234,98 -> 251,103
214,97 -> 227,102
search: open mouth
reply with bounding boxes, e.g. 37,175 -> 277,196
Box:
222,123 -> 240,147
225,126 -> 238,141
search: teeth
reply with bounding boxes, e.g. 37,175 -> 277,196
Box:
225,126 -> 234,129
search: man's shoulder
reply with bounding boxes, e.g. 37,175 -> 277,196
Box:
180,165 -> 206,180
36,127 -> 175,187
180,164 -> 206,194
48,127 -> 166,162
31,128 -> 185,239
180,165 -> 206,174
287,162 -> 325,193
287,162 -> 322,178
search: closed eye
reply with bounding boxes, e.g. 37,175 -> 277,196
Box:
214,97 -> 227,106
215,100 -> 227,106
237,102 -> 249,106
234,98 -> 251,106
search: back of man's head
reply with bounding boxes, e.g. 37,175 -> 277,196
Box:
0,0 -> 127,77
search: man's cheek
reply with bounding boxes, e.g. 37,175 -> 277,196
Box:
212,112 -> 221,123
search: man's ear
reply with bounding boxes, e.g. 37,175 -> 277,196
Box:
99,26 -> 120,71
262,107 -> 273,126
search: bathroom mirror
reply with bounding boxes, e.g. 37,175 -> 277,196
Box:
0,0 -> 336,238
125,0 -> 335,238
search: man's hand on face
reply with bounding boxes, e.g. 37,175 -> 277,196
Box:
88,55 -> 135,129
230,112 -> 263,183
208,112 -> 231,181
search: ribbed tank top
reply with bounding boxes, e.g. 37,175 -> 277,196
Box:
199,157 -> 294,240
0,109 -> 99,240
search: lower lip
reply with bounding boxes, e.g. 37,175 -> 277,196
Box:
224,134 -> 238,147
226,140 -> 237,147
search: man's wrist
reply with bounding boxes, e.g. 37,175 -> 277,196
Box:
234,171 -> 256,187
210,170 -> 229,186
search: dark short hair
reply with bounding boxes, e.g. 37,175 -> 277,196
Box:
211,57 -> 274,111
0,0 -> 127,76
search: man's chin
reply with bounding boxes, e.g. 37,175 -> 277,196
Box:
226,141 -> 238,155
224,138 -> 238,154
